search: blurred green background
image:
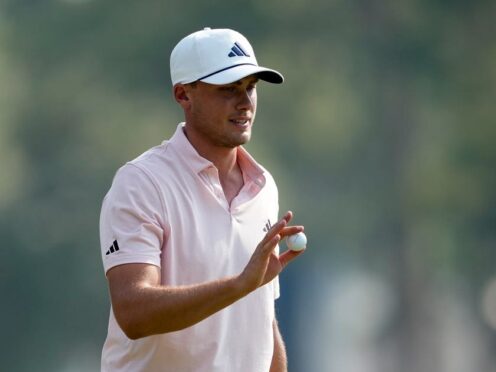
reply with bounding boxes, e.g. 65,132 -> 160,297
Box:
1,1 -> 495,371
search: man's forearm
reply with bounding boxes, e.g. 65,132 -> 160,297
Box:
108,264 -> 253,340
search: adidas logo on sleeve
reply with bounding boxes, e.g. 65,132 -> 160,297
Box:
105,240 -> 120,255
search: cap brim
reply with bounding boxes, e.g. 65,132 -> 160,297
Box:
200,65 -> 284,85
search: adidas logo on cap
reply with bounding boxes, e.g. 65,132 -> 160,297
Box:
228,42 -> 250,58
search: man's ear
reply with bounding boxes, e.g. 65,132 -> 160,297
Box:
173,84 -> 192,109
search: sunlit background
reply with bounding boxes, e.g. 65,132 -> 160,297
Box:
1,1 -> 495,371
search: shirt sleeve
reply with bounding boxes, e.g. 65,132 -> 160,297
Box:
99,163 -> 166,274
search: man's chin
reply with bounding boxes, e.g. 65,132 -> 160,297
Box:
236,133 -> 252,146
225,131 -> 251,147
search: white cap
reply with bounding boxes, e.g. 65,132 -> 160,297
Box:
170,28 -> 284,86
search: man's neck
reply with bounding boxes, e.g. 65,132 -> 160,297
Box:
199,143 -> 244,205
182,125 -> 244,204
183,126 -> 238,174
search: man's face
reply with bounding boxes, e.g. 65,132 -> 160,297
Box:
184,75 -> 258,149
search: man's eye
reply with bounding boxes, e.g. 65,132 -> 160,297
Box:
221,86 -> 237,93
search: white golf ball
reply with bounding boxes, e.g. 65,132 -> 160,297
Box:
286,232 -> 307,251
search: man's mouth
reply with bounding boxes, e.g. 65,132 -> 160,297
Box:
229,118 -> 251,127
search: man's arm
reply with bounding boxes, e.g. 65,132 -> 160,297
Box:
107,211 -> 304,339
270,318 -> 288,372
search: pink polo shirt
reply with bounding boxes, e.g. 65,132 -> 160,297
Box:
100,123 -> 280,372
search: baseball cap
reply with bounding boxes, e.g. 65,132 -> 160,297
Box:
170,27 -> 284,86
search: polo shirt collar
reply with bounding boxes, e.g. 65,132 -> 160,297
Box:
169,123 -> 214,174
237,146 -> 266,188
168,123 -> 266,187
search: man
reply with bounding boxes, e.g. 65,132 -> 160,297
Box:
100,27 -> 305,372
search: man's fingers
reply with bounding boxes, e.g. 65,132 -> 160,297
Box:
268,234 -> 281,248
279,225 -> 304,238
263,211 -> 295,242
279,248 -> 305,268
262,218 -> 287,243
257,211 -> 303,258
255,233 -> 281,260
282,210 -> 293,224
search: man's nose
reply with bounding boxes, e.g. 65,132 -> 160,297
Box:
236,90 -> 255,110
